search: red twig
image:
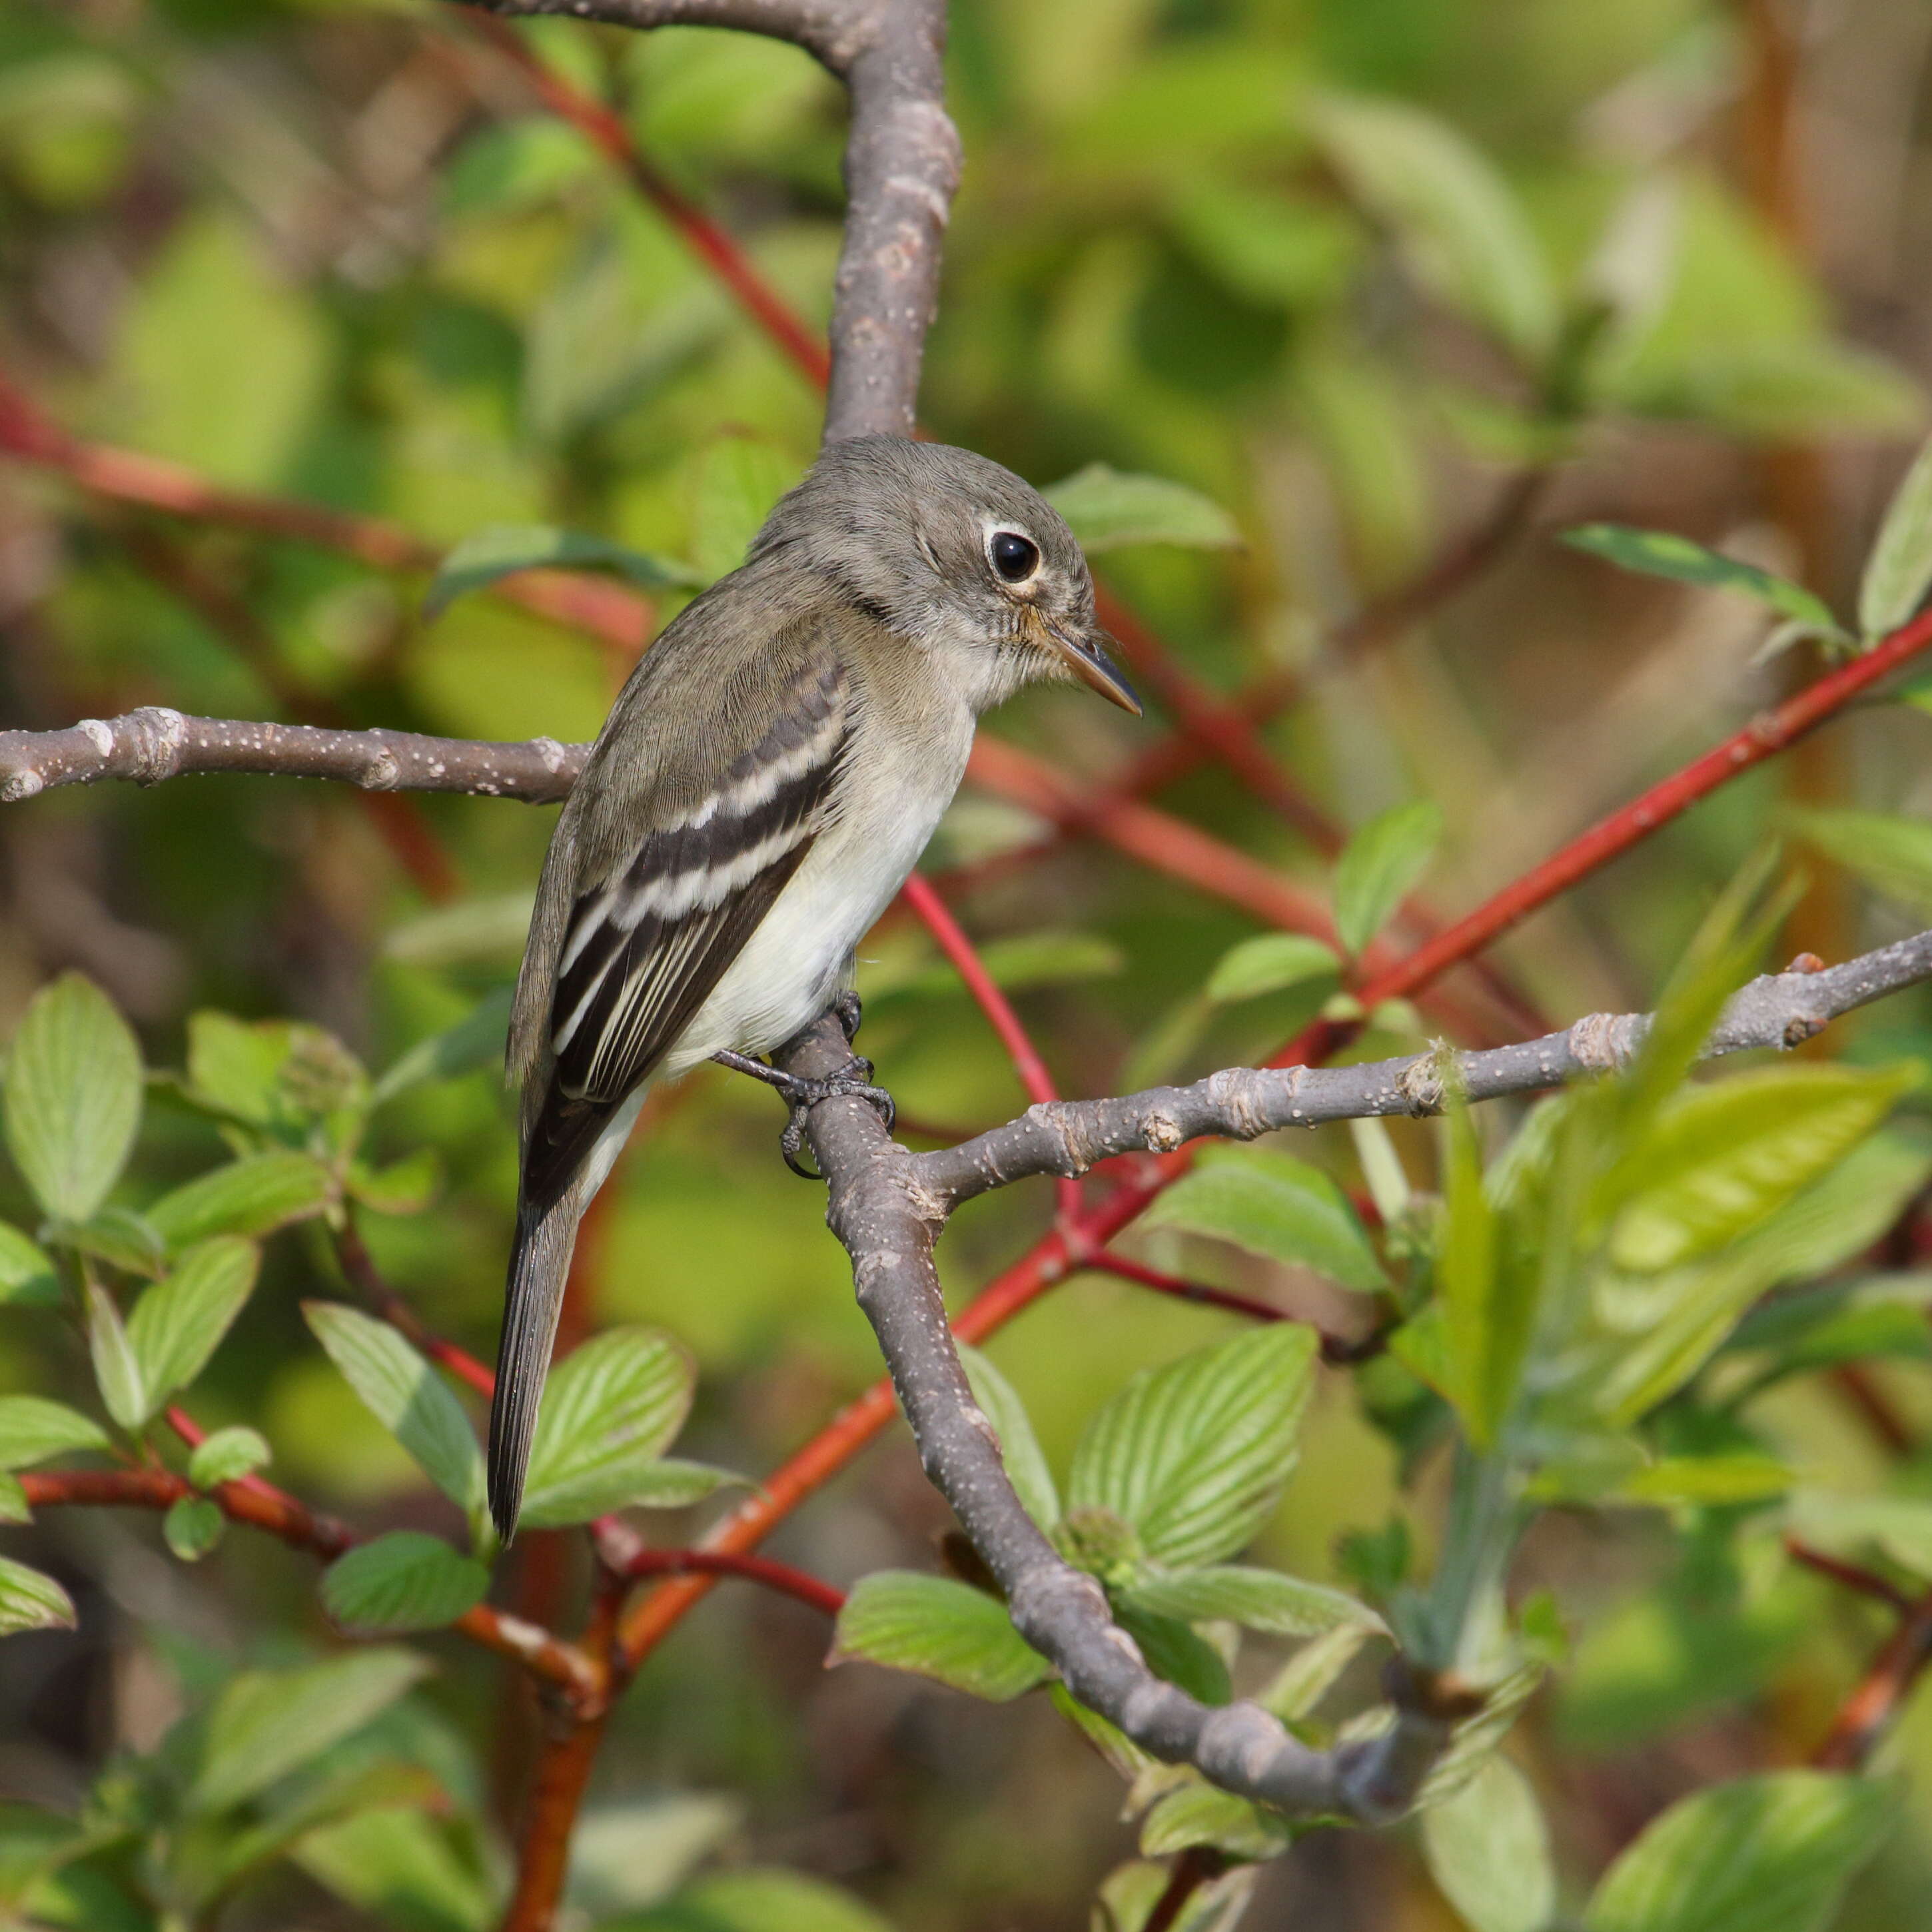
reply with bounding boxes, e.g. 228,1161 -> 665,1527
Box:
1273,608 -> 1932,1069
334,1221 -> 497,1397
619,1546 -> 845,1616
1783,1536 -> 1910,1614
1815,1586 -> 1932,1769
1087,1250 -> 1287,1326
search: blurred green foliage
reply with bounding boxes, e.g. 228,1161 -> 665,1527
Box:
5,0 -> 1932,1925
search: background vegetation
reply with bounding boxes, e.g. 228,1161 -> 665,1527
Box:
5,0 -> 1932,1925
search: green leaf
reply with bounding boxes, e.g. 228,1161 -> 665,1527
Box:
1123,1565 -> 1384,1636
294,1806 -> 494,1932
1786,1490 -> 1932,1582
622,1869 -> 897,1932
1143,1145 -> 1386,1292
1563,525 -> 1843,636
0,1558 -> 75,1638
190,1648 -> 432,1813
0,1474 -> 28,1524
424,524 -> 699,618
1258,1622 -> 1376,1721
84,1280 -> 146,1432
1610,1454 -> 1791,1507
1310,94 -> 1557,361
147,1152 -> 334,1248
1066,1324 -> 1318,1568
3,973 -> 143,1223
959,1344 -> 1059,1532
187,1425 -> 270,1488
1610,1065 -> 1917,1273
346,1149 -> 440,1216
518,1326 -> 696,1528
0,1224 -> 59,1307
58,1206 -> 165,1277
0,1396 -> 109,1468
1042,464 -> 1240,552
321,1532 -> 490,1634
1138,1778 -> 1294,1861
832,1572 -> 1048,1702
603,1456 -> 743,1509
1332,801 -> 1444,957
1785,807 -> 1932,919
1112,1601 -> 1230,1705
1859,430 -> 1932,640
125,1237 -> 260,1418
1203,934 -> 1341,1005
163,1496 -> 224,1561
1584,1771 -> 1893,1932
1422,1756 -> 1556,1932
304,1302 -> 486,1528
886,929 -> 1125,1003
690,435 -> 804,583
384,895 -> 534,971
1437,1092 -> 1529,1449
370,988 -> 514,1106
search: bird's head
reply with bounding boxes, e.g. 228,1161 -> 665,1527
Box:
755,436 -> 1142,717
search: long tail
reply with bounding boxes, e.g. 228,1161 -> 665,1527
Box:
487,1193 -> 582,1543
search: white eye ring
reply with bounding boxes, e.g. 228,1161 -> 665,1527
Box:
987,527 -> 1042,585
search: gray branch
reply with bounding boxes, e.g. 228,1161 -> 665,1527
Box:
0,709 -> 585,805
914,930 -> 1932,1207
775,925 -> 1932,1821
459,0 -> 959,440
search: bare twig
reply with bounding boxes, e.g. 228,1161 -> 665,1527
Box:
1815,1586 -> 1932,1770
618,1546 -> 846,1616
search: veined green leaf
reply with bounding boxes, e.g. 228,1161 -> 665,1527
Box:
0,1558 -> 76,1638
1859,429 -> 1932,640
189,1648 -> 432,1813
519,1326 -> 695,1528
163,1496 -> 224,1561
1142,1145 -> 1386,1292
1203,933 -> 1340,1005
604,1457 -> 743,1509
1332,800 -> 1444,957
0,1475 -> 28,1524
1785,807 -> 1932,919
1422,1757 -> 1556,1932
1123,1564 -> 1383,1636
1139,1777 -> 1294,1861
0,1397 -> 109,1468
1067,1324 -> 1317,1568
1584,1771 -> 1893,1932
1564,524 -> 1842,636
84,1280 -> 146,1432
321,1532 -> 490,1634
125,1238 -> 260,1418
1609,1454 -> 1791,1508
147,1152 -> 334,1249
959,1344 -> 1059,1532
293,1805 -> 495,1932
832,1572 -> 1048,1703
304,1302 -> 486,1528
3,973 -> 143,1224
1043,464 -> 1240,552
370,988 -> 514,1105
0,1224 -> 58,1307
425,524 -> 699,618
1311,94 -> 1557,361
187,1425 -> 270,1489
1609,1065 -> 1917,1273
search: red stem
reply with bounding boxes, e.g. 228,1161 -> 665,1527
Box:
1783,1536 -> 1909,1614
620,1547 -> 845,1616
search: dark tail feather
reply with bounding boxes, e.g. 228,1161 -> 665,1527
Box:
487,1195 -> 582,1543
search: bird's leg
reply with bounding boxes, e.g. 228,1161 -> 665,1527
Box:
711,1047 -> 896,1180
830,989 -> 864,1044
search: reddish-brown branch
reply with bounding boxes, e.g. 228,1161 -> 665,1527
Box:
1087,1249 -> 1287,1326
1783,1536 -> 1910,1614
1143,1848 -> 1228,1932
1272,607 -> 1932,1069
1815,1586 -> 1932,1769
501,1710 -> 613,1932
0,370 -> 654,656
619,1546 -> 845,1616
334,1220 -> 498,1398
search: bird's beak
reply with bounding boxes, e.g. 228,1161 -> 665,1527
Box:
1041,617 -> 1143,716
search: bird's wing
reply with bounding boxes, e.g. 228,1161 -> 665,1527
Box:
518,641 -> 851,1212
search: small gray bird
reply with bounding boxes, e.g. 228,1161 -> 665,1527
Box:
490,436 -> 1139,1538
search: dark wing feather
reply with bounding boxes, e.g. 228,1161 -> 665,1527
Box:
518,653 -> 850,1215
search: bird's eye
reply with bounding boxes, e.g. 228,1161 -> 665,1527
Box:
989,530 -> 1040,584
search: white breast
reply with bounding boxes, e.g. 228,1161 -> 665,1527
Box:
660,672 -> 975,1073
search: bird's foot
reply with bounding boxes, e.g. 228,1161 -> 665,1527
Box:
711,1049 -> 896,1179
830,989 -> 864,1044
